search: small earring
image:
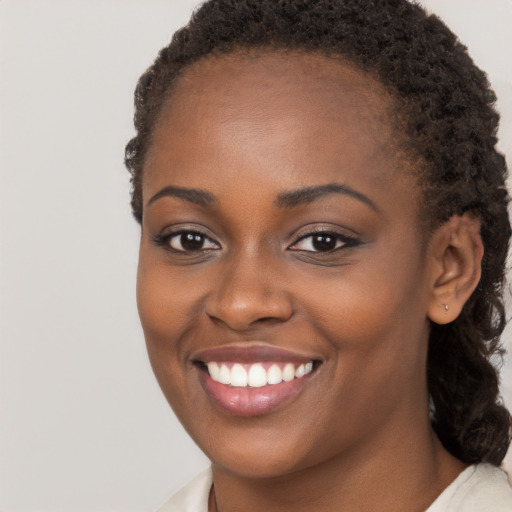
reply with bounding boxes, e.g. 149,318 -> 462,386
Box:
443,304 -> 449,312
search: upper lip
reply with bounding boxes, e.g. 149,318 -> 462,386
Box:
192,342 -> 321,364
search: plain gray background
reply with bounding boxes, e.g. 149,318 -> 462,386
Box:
0,1 -> 511,510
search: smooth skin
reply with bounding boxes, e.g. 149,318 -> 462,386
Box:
137,52 -> 483,512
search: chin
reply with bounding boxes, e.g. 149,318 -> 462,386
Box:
186,415 -> 335,480
208,444 -> 313,480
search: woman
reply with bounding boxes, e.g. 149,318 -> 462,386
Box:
125,0 -> 512,510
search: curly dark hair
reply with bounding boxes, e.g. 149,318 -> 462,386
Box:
125,0 -> 511,465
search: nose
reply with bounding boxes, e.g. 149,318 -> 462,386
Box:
205,254 -> 294,331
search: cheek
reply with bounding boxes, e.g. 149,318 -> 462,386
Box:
136,247 -> 202,342
136,259 -> 173,346
290,259 -> 430,452
303,247 -> 430,380
136,251 -> 193,391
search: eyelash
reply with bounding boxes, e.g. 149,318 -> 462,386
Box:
288,228 -> 359,253
151,229 -> 220,253
151,227 -> 359,254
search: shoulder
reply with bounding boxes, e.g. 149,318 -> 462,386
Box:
427,463 -> 512,512
154,468 -> 212,512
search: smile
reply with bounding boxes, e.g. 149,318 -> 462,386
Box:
192,344 -> 321,416
205,361 -> 314,388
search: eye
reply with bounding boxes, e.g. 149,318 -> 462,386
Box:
153,230 -> 220,253
288,231 -> 356,253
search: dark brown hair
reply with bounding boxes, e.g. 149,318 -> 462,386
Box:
125,0 -> 511,465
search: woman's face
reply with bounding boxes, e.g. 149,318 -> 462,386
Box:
137,52 -> 435,478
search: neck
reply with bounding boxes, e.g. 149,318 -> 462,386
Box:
209,415 -> 466,512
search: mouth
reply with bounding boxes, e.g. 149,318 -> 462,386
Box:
198,360 -> 316,387
192,344 -> 322,416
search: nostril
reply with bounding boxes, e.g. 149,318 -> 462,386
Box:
205,304 -> 294,331
256,316 -> 289,324
204,273 -> 294,330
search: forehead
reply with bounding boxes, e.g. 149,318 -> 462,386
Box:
168,50 -> 392,109
144,51 -> 415,205
157,51 -> 395,145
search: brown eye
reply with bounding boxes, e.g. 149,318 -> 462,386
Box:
167,231 -> 220,252
289,231 -> 358,253
311,234 -> 337,251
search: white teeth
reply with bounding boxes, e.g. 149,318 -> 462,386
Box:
207,362 -> 220,381
248,364 -> 267,387
282,363 -> 295,382
218,364 -> 231,385
206,361 -> 315,387
230,363 -> 247,387
267,364 -> 283,385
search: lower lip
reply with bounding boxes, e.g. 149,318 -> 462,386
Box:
197,369 -> 312,417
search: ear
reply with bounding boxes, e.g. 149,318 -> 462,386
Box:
427,214 -> 484,325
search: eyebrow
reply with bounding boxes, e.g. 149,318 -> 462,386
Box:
146,182 -> 376,211
274,183 -> 378,211
147,186 -> 216,207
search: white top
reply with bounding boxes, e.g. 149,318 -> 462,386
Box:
425,464 -> 512,512
156,464 -> 512,512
